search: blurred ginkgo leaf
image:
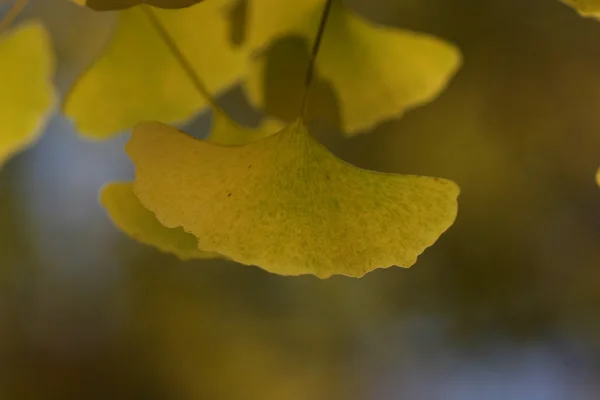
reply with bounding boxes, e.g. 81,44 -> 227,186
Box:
63,0 -> 245,138
0,21 -> 55,168
127,118 -> 459,278
71,0 -> 203,11
100,182 -> 217,259
596,167 -> 600,187
243,0 -> 461,134
562,0 -> 600,17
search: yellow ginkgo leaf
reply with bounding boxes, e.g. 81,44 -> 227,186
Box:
100,113 -> 281,257
596,167 -> 600,187
244,0 -> 461,135
71,0 -> 203,10
63,0 -> 245,138
127,119 -> 459,278
562,0 -> 600,17
101,181 -> 217,259
0,21 -> 55,168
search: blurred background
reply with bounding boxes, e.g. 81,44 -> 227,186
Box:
2,0 -> 600,398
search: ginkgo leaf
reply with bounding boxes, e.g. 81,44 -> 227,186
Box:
63,0 -> 245,138
71,0 -> 204,11
596,167 -> 600,187
562,0 -> 600,17
243,0 -> 461,135
0,21 -> 55,168
100,113 -> 281,258
101,181 -> 217,259
127,120 -> 459,278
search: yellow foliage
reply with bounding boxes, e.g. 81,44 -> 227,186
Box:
0,21 -> 55,168
100,182 -> 217,259
63,0 -> 245,138
127,119 -> 459,278
100,113 -> 281,256
65,0 -> 460,138
85,0 -> 461,277
244,0 -> 461,134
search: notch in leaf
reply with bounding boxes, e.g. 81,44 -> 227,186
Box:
101,182 -> 218,260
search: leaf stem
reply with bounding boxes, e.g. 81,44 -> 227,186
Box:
299,0 -> 333,117
0,0 -> 29,35
140,4 -> 219,110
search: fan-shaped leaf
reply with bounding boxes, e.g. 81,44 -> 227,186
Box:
64,0 -> 245,138
0,21 -> 55,168
127,119 -> 459,278
243,0 -> 461,135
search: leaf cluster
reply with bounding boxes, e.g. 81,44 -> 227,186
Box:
3,0 -> 540,277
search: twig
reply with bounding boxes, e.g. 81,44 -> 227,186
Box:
140,4 -> 219,110
299,0 -> 333,117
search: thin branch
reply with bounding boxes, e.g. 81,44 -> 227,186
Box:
140,4 -> 219,110
299,0 -> 333,117
0,0 -> 29,35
